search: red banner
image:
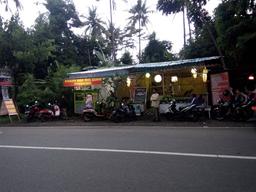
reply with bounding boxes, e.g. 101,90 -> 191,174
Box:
0,81 -> 13,86
63,78 -> 102,87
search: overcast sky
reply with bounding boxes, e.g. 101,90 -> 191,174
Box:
1,0 -> 221,56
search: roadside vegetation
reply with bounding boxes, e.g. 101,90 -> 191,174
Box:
0,0 -> 255,111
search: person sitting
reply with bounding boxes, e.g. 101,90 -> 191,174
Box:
233,88 -> 248,107
85,94 -> 93,109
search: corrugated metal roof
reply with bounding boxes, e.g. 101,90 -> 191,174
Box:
67,56 -> 221,79
133,56 -> 221,71
68,65 -> 133,79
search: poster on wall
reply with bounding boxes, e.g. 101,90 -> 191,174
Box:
134,87 -> 147,104
210,72 -> 230,105
133,87 -> 147,115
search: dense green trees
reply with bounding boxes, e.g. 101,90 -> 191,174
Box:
214,0 -> 256,70
1,0 -> 254,109
157,0 -> 256,85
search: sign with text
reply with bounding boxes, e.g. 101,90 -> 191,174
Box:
134,87 -> 147,104
210,72 -> 230,105
0,99 -> 18,116
64,78 -> 102,87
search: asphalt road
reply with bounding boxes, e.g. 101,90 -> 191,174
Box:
0,126 -> 256,192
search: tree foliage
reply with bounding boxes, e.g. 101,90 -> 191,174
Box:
214,0 -> 256,69
141,32 -> 175,63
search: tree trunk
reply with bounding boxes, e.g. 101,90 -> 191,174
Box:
182,6 -> 186,48
139,16 -> 141,63
109,0 -> 116,62
202,18 -> 226,69
186,7 -> 192,41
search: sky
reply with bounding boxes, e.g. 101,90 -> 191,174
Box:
1,0 -> 221,57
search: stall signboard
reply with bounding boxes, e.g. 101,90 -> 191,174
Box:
134,87 -> 147,104
74,89 -> 99,114
0,99 -> 20,122
64,78 -> 102,87
0,99 -> 18,116
210,72 -> 230,105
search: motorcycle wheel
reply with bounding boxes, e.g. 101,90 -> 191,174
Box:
83,113 -> 93,122
40,114 -> 48,122
240,109 -> 253,121
190,112 -> 199,122
212,107 -> 224,121
111,114 -> 121,123
25,115 -> 32,122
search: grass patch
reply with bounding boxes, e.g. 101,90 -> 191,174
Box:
0,115 -> 21,124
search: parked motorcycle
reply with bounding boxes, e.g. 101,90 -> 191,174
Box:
232,98 -> 256,121
25,101 -> 56,122
211,99 -> 233,120
165,100 -> 201,121
110,102 -> 136,123
82,101 -> 111,122
212,98 -> 256,121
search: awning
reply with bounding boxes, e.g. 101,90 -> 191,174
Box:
67,56 -> 221,79
68,65 -> 133,79
132,56 -> 221,72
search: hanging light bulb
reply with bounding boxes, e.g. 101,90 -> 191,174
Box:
191,68 -> 197,78
171,76 -> 178,82
154,74 -> 162,83
126,76 -> 131,87
202,67 -> 208,82
145,72 -> 151,78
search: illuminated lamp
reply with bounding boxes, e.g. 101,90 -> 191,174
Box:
171,76 -> 178,82
248,75 -> 254,81
126,76 -> 131,87
202,67 -> 208,83
145,72 -> 151,78
154,74 -> 162,83
191,68 -> 197,78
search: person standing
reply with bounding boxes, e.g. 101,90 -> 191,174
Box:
150,89 -> 160,122
60,95 -> 68,119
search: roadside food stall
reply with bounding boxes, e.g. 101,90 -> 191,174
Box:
64,66 -> 133,114
64,56 -> 223,115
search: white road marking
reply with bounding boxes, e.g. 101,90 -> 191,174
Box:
0,145 -> 256,160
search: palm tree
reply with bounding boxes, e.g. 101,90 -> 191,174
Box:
83,6 -> 106,40
157,0 -> 193,47
96,0 -> 127,62
157,0 -> 226,68
128,0 -> 152,62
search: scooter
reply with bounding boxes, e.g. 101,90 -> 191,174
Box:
82,101 -> 111,121
25,101 -> 55,122
232,98 -> 256,121
110,102 -> 136,123
165,100 -> 200,121
212,98 -> 256,121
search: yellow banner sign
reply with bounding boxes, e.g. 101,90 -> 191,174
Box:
0,99 -> 18,116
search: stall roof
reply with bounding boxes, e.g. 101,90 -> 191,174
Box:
133,56 -> 221,72
67,56 -> 221,79
68,65 -> 133,79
